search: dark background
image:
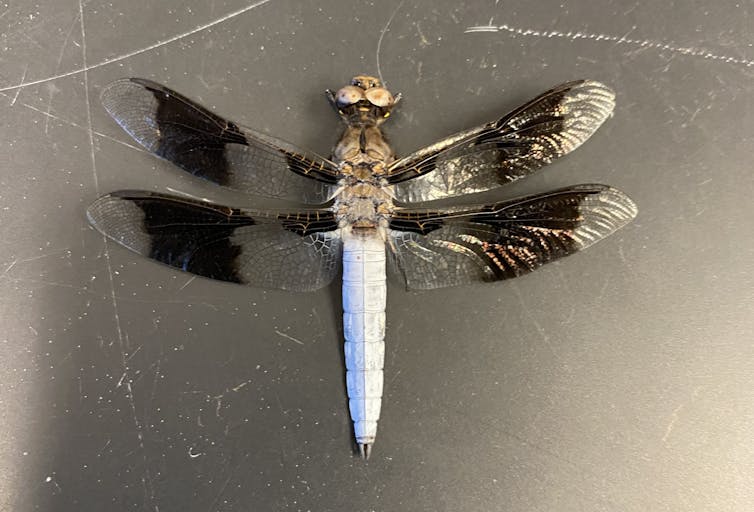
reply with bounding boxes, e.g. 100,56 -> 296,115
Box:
1,1 -> 752,510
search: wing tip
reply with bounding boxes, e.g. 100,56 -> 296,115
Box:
573,78 -> 615,94
596,185 -> 638,220
100,77 -> 142,103
564,79 -> 616,117
568,183 -> 638,219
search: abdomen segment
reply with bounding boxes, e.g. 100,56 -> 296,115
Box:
341,231 -> 386,458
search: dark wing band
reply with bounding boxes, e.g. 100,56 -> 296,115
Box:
101,78 -> 339,204
387,185 -> 636,290
87,191 -> 341,292
388,80 -> 615,203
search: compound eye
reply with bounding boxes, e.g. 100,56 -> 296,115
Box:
364,87 -> 394,107
335,86 -> 364,107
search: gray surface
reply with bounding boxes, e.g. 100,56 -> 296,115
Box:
1,0 -> 753,510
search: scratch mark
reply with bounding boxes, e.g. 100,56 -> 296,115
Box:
0,0 -> 275,94
510,283 -> 559,359
55,16 -> 80,70
0,91 -> 144,151
3,248 -> 70,269
465,23 -> 754,68
3,260 -> 18,275
0,275 -> 89,293
309,306 -> 325,342
28,325 -> 38,336
686,106 -> 702,125
18,31 -> 44,50
662,403 -> 684,442
415,21 -> 429,47
10,65 -> 28,106
617,245 -> 628,268
125,345 -> 142,362
376,0 -> 405,86
207,474 -> 235,512
78,0 -> 122,367
231,380 -> 252,392
78,2 -> 154,510
45,15 -> 80,134
415,60 -> 423,85
209,379 -> 252,409
97,439 -> 112,456
178,276 -> 196,291
598,275 -> 610,300
275,329 -> 304,345
146,357 -> 163,407
273,391 -> 287,415
76,1 -> 118,349
188,446 -> 203,458
0,249 -> 84,289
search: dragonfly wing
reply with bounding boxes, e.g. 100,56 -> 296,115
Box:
101,78 -> 338,204
387,185 -> 636,290
388,80 -> 615,203
88,191 -> 341,292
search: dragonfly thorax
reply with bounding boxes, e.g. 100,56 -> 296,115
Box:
334,126 -> 395,168
332,105 -> 395,230
334,181 -> 393,229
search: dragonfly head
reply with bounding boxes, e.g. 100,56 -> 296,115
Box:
327,75 -> 400,127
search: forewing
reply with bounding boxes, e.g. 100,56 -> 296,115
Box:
388,80 -> 615,203
387,185 -> 636,290
87,191 -> 341,292
101,78 -> 338,204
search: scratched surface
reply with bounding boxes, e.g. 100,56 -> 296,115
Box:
1,0 -> 753,510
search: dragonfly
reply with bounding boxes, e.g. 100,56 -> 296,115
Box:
88,75 -> 637,459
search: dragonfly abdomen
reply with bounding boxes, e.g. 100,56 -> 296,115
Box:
341,229 -> 386,458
